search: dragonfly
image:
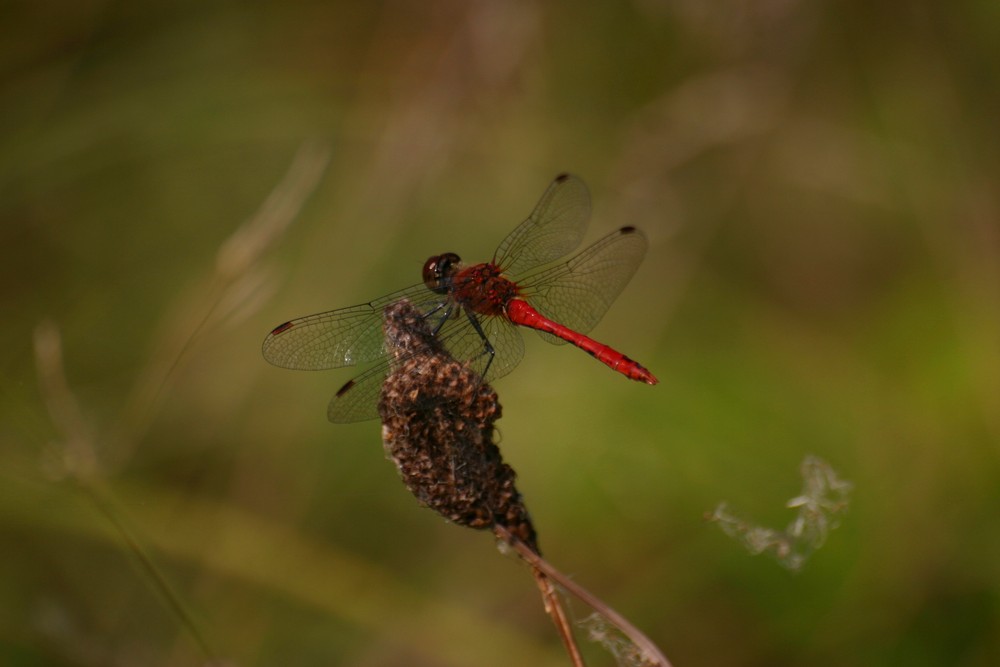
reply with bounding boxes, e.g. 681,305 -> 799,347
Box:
263,173 -> 658,423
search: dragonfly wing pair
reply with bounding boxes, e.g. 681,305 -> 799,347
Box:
262,173 -> 653,423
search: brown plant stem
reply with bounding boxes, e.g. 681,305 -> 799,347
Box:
495,524 -> 673,667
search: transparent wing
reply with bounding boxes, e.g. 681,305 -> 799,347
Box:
261,282 -> 446,370
326,310 -> 525,423
493,173 -> 592,277
517,226 -> 648,343
438,312 -> 525,383
326,363 -> 392,422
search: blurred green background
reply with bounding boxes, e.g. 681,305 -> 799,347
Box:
3,1 -> 999,665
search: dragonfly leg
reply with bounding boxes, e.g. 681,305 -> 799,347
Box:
421,301 -> 455,336
463,309 -> 496,378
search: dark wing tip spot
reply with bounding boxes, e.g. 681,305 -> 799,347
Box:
555,172 -> 570,182
620,225 -> 638,234
335,379 -> 356,398
270,321 -> 295,335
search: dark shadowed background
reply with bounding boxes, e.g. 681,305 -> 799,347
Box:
3,1 -> 999,665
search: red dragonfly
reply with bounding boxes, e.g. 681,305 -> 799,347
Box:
263,173 -> 657,422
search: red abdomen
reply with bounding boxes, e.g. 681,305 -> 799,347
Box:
505,299 -> 658,384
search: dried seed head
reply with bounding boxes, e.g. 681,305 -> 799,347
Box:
377,300 -> 538,552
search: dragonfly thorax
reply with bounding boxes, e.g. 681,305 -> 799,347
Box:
451,262 -> 519,317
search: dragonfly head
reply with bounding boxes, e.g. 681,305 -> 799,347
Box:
422,252 -> 462,294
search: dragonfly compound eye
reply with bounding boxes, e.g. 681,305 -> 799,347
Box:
422,252 -> 462,294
